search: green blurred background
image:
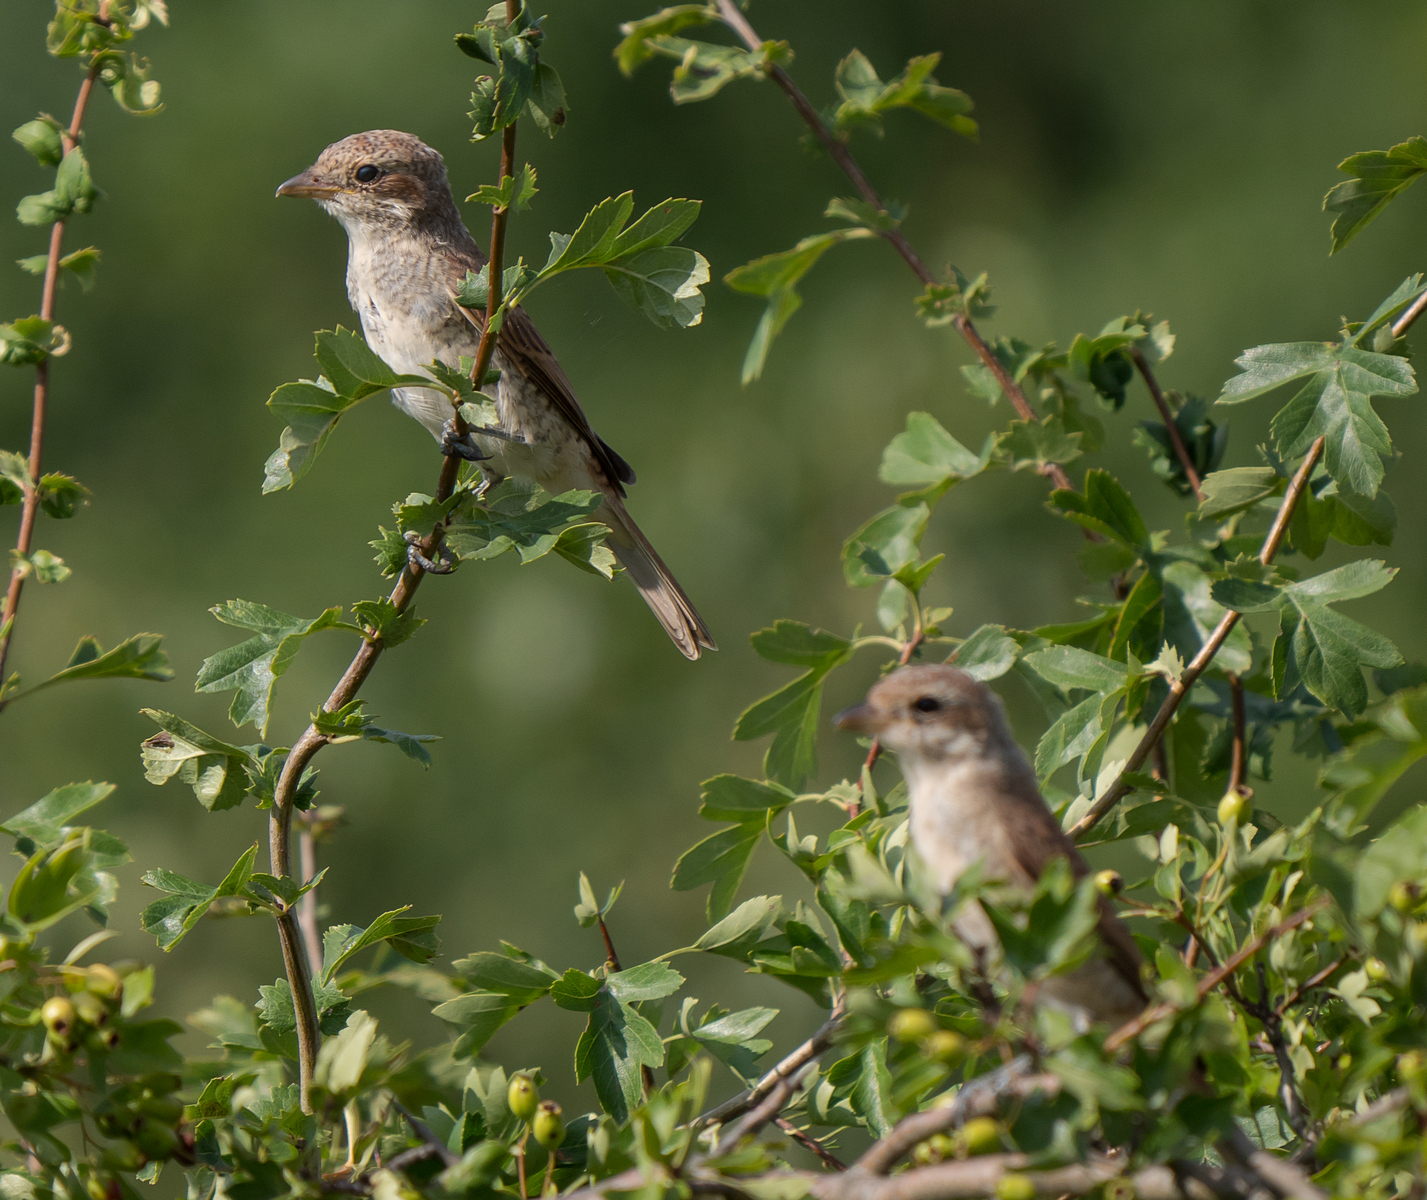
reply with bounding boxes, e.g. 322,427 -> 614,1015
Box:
3,0 -> 1427,1110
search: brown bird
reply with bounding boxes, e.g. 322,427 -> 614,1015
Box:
836,664 -> 1146,1025
276,130 -> 716,660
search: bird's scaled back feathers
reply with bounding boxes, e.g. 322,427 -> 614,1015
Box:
839,664 -> 1146,1022
278,130 -> 715,659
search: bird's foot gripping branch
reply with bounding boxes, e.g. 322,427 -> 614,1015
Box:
6,3 -> 1427,1200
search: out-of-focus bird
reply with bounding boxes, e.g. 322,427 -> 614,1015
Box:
276,129 -> 715,660
836,663 -> 1146,1025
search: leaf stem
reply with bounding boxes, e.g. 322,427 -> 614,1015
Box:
710,0 -> 1073,494
1227,674 -> 1249,797
1130,346 -> 1203,501
1066,435 -> 1325,841
0,36 -> 106,703
268,49 -> 521,1113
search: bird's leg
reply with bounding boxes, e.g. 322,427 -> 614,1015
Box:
404,531 -> 455,575
440,418 -> 490,462
441,417 -> 525,461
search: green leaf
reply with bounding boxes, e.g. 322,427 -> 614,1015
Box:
724,229 -> 875,383
1022,646 -> 1130,693
258,976 -> 351,1037
1324,136 -> 1427,253
321,908 -> 443,982
1049,470 -> 1148,547
996,415 -> 1083,473
847,1041 -> 897,1137
1355,804 -> 1427,917
544,193 -> 636,274
11,548 -> 70,583
603,245 -> 709,329
0,316 -> 66,367
606,962 -> 684,1002
879,413 -> 993,496
698,775 -> 795,821
16,147 -> 98,226
449,950 -> 557,1002
1034,694 -> 1105,780
1,781 -> 114,843
574,989 -> 663,1123
7,834 -> 100,933
1217,340 -> 1415,498
614,6 -> 717,76
12,116 -> 63,166
264,329 -> 435,492
195,600 -> 347,736
139,843 -> 258,951
351,598 -> 426,647
830,50 -> 976,141
1212,560 -> 1402,715
1320,684 -> 1427,835
843,504 -> 930,587
3,632 -> 171,703
637,35 -> 770,104
432,992 -> 521,1057
689,894 -> 782,956
17,246 -> 101,292
446,484 -> 606,566
524,62 -> 567,136
750,621 -> 852,669
552,522 -> 617,579
915,270 -> 994,325
671,822 -> 761,920
1197,466 -> 1281,520
950,624 -> 1019,681
465,163 -> 538,211
139,709 -> 256,812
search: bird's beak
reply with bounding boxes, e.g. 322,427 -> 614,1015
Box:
835,704 -> 886,734
275,167 -> 339,200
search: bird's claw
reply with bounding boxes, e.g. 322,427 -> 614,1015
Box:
440,420 -> 489,462
404,530 -> 455,575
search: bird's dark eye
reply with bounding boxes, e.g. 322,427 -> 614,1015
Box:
912,696 -> 941,713
355,165 -> 381,183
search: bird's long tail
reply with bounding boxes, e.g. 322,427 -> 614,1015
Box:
600,496 -> 716,661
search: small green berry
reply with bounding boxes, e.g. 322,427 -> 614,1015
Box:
532,1100 -> 564,1150
995,1173 -> 1036,1200
41,995 -> 75,1038
921,1029 -> 967,1065
507,1073 -> 539,1122
887,1008 -> 936,1043
1094,869 -> 1123,896
959,1117 -> 1002,1157
1364,957 -> 1389,983
1217,791 -> 1249,826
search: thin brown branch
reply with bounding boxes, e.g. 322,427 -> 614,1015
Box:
1104,899 -> 1327,1053
710,0 -> 1073,494
1391,289 -> 1427,339
269,79 -> 520,1114
712,1062 -> 814,1157
1276,958 -> 1344,1015
697,998 -> 847,1126
855,1057 -> 1048,1175
1227,675 -> 1249,796
1131,347 -> 1203,501
775,1119 -> 846,1171
1067,435 -> 1325,841
0,45 -> 106,696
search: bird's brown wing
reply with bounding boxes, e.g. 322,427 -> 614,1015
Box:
1002,781 -> 1148,1004
453,297 -> 635,495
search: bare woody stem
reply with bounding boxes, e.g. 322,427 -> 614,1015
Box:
0,46 -> 106,697
268,67 -> 520,1114
1103,899 -> 1326,1053
711,0 -> 1072,495
1130,346 -> 1203,501
1227,675 -> 1248,796
1067,435 -> 1326,842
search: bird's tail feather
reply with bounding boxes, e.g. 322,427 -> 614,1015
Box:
601,498 -> 716,661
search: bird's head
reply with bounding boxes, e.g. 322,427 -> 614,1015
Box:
835,664 -> 1010,764
276,130 -> 459,236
